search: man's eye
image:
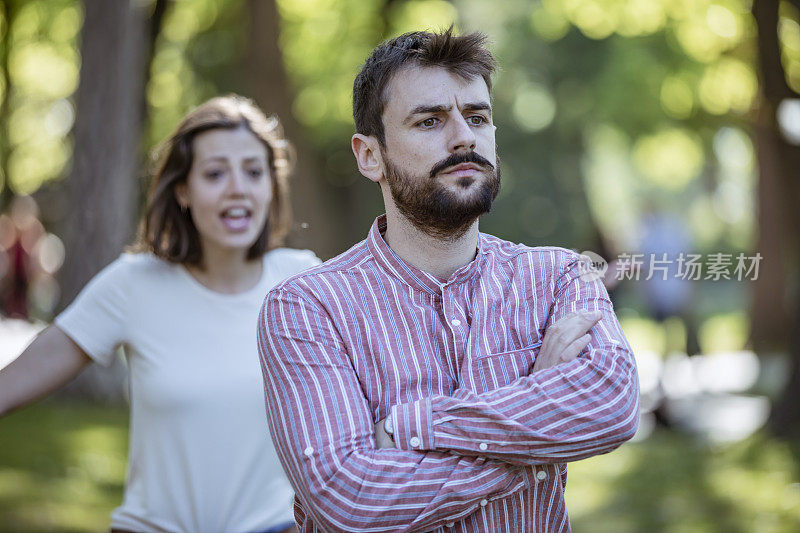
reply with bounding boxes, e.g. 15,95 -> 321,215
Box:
420,117 -> 439,128
467,115 -> 487,125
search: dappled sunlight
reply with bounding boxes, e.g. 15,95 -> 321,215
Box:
660,74 -> 695,118
388,0 -> 458,35
512,83 -> 557,132
530,1 -> 571,42
567,431 -> 800,531
620,315 -> 668,355
698,311 -> 749,354
0,0 -> 796,530
0,404 -> 127,532
698,57 -> 758,114
632,128 -> 704,189
581,125 -> 640,250
2,0 -> 80,196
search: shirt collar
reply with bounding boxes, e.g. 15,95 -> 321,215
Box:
366,214 -> 488,296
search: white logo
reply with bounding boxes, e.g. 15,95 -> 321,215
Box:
578,251 -> 608,282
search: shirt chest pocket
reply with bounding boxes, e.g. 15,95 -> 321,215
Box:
461,342 -> 542,393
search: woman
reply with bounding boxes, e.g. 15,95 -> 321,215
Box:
0,95 -> 319,533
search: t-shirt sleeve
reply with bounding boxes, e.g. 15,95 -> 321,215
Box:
54,255 -> 131,367
270,248 -> 322,279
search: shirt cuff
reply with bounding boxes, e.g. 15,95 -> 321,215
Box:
391,397 -> 435,451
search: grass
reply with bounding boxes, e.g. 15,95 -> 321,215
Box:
0,401 -> 127,532
567,432 -> 800,532
1,403 -> 798,532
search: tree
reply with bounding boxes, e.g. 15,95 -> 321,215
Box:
55,0 -> 156,402
752,0 -> 800,441
57,0 -> 148,309
242,0 -> 346,258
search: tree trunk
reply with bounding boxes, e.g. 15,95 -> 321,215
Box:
242,0 -> 346,259
55,0 -> 151,404
752,0 -> 800,441
57,0 -> 148,309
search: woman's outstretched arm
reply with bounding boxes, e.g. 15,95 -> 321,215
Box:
0,326 -> 91,417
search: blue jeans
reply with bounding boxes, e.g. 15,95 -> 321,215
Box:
256,521 -> 296,533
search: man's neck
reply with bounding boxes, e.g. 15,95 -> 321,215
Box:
383,206 -> 480,281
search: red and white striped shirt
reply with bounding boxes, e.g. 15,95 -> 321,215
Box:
258,215 -> 639,532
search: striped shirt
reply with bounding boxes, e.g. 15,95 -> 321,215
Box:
257,215 -> 639,533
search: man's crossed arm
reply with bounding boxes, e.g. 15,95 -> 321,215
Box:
257,256 -> 639,532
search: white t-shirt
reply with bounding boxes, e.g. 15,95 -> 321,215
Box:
55,249 -> 320,533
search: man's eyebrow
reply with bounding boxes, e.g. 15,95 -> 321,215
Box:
403,104 -> 452,124
403,101 -> 493,124
463,101 -> 492,114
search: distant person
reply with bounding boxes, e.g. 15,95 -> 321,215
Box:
638,204 -> 700,356
0,95 -> 319,533
0,196 -> 45,319
257,29 -> 639,532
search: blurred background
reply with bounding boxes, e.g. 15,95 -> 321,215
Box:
1,0 -> 799,531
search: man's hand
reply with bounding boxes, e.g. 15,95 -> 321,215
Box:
533,310 -> 601,372
374,418 -> 395,449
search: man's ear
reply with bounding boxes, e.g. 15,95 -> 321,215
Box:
351,134 -> 384,184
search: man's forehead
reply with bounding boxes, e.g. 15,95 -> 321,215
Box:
383,65 -> 490,112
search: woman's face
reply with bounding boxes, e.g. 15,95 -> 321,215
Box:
175,127 -> 272,260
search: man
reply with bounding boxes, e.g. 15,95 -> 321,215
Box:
257,29 -> 639,532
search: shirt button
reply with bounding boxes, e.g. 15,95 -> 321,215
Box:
480,499 -> 488,507
479,442 -> 488,451
536,470 -> 547,481
446,522 -> 455,528
409,436 -> 421,448
451,319 -> 462,326
304,446 -> 314,457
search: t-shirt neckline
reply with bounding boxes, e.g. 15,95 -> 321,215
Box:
177,255 -> 267,299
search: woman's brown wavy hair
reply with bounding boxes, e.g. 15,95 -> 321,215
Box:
136,95 -> 293,265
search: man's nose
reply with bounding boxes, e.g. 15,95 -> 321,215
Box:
448,114 -> 477,153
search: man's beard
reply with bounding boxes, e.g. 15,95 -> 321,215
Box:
383,150 -> 501,241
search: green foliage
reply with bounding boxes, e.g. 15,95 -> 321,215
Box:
1,0 -> 80,196
146,0 -> 247,150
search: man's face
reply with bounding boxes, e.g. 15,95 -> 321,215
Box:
379,65 -> 500,239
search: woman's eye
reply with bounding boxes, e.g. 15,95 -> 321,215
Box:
204,170 -> 223,180
247,168 -> 264,179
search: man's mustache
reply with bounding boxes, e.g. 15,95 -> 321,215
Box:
429,151 -> 495,179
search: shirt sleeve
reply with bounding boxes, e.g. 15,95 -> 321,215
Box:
54,256 -> 130,367
390,253 -> 640,466
257,285 -> 536,533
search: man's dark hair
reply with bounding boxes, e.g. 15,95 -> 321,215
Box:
353,28 -> 496,146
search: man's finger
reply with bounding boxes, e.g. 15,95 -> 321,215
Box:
557,310 -> 601,341
560,334 -> 592,362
